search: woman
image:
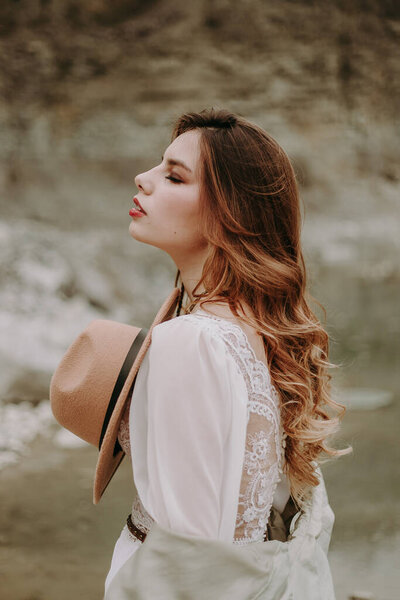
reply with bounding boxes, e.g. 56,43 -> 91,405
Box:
105,108 -> 350,597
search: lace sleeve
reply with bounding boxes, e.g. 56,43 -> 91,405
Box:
234,415 -> 282,542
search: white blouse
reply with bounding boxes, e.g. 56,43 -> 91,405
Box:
105,308 -> 290,592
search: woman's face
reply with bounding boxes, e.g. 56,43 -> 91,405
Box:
130,129 -> 208,260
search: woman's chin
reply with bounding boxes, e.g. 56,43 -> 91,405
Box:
128,222 -> 159,250
129,220 -> 146,241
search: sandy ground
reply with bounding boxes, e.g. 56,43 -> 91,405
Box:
0,389 -> 399,600
0,433 -> 133,600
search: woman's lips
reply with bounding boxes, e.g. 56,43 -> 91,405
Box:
129,197 -> 147,218
133,197 -> 147,214
129,207 -> 146,218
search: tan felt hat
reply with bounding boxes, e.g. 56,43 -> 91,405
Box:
50,287 -> 181,504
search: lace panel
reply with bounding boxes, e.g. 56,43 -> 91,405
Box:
130,493 -> 154,534
124,493 -> 153,544
118,396 -> 131,456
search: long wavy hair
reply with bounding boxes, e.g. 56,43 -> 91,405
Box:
171,107 -> 351,503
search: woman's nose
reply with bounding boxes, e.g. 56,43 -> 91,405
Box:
135,171 -> 152,194
134,172 -> 143,191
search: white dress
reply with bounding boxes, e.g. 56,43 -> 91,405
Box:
105,308 -> 290,592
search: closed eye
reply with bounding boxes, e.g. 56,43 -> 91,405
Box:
165,175 -> 183,184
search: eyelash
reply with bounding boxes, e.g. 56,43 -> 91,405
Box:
165,175 -> 182,184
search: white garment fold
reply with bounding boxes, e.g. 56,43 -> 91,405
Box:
105,467 -> 336,600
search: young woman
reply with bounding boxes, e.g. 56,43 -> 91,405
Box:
105,108 -> 349,596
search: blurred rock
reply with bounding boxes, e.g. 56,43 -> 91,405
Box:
3,367 -> 51,405
0,399 -> 54,470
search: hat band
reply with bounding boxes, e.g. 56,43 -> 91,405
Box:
98,327 -> 149,451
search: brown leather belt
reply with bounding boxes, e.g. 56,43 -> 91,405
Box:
127,496 -> 299,544
127,513 -> 147,542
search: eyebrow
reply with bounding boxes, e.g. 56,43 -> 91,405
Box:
161,155 -> 192,174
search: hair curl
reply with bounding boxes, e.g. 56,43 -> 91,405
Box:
172,107 -> 351,503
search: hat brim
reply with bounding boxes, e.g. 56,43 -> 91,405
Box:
93,287 -> 181,504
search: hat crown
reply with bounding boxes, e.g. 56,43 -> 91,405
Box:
50,320 -> 142,447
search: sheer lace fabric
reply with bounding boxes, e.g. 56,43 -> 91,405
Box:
118,399 -> 131,456
117,309 -> 286,545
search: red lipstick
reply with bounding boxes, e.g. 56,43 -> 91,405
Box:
130,197 -> 147,218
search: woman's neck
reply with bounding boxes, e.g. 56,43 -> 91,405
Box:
175,247 -> 209,303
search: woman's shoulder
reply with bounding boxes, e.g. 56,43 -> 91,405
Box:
151,308 -> 272,386
149,312 -> 251,383
151,309 -> 248,354
147,312 -> 249,402
152,312 -> 214,337
150,312 -> 229,355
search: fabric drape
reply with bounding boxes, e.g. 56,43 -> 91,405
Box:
104,467 -> 336,600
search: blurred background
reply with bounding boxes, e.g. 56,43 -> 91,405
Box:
0,1 -> 399,598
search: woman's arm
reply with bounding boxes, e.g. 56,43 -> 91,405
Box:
130,317 -> 243,539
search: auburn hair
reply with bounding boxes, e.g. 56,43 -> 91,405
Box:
171,107 -> 351,503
